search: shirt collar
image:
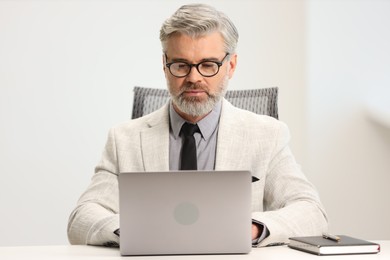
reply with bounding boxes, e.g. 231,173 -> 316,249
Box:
169,100 -> 222,141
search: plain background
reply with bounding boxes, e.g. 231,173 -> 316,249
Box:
0,0 -> 389,246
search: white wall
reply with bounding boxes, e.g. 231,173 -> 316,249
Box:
0,0 -> 306,246
306,0 -> 390,239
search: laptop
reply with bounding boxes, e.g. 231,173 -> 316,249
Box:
118,170 -> 252,256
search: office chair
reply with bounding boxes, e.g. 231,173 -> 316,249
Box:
131,86 -> 278,119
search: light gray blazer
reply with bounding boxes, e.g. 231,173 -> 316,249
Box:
67,99 -> 328,247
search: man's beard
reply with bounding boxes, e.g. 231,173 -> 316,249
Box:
168,75 -> 229,117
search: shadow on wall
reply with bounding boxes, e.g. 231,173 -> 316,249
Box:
364,103 -> 390,144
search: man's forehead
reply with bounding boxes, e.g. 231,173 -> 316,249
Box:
165,32 -> 225,61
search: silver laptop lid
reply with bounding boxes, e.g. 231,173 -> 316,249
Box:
119,170 -> 252,256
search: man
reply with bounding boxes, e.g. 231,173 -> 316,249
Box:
67,4 -> 328,247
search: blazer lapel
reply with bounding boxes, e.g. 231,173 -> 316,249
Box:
140,104 -> 170,171
215,99 -> 249,171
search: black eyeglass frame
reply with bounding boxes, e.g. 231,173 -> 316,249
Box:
165,53 -> 230,78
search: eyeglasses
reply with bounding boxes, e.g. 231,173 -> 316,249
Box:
165,53 -> 230,78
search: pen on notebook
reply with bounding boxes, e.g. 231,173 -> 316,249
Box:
322,233 -> 341,242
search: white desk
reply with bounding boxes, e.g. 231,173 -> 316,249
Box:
1,241 -> 388,259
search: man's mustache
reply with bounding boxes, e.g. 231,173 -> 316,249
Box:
179,83 -> 209,95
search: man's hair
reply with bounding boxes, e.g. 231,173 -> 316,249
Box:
160,4 -> 239,54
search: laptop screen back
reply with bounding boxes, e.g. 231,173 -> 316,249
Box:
119,170 -> 252,256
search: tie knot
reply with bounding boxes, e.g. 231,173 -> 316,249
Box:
180,122 -> 200,137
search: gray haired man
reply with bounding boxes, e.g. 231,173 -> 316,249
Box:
68,4 -> 328,247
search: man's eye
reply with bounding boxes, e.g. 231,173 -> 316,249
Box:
200,62 -> 216,69
177,64 -> 188,69
172,63 -> 189,70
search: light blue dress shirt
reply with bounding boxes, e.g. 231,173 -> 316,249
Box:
168,100 -> 222,171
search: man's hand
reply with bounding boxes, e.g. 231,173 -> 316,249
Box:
252,223 -> 262,240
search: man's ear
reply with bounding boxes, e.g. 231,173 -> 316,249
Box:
162,54 -> 168,78
228,53 -> 237,79
162,54 -> 166,72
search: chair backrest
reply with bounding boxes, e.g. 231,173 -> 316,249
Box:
131,86 -> 278,119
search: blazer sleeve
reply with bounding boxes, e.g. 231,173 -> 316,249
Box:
252,122 -> 328,247
67,127 -> 120,246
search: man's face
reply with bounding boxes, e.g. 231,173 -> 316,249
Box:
163,32 -> 237,120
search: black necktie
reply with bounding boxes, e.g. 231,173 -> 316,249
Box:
180,122 -> 200,170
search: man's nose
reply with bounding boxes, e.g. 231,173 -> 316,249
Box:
186,66 -> 203,83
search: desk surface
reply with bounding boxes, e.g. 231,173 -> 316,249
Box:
1,241 -> 388,259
